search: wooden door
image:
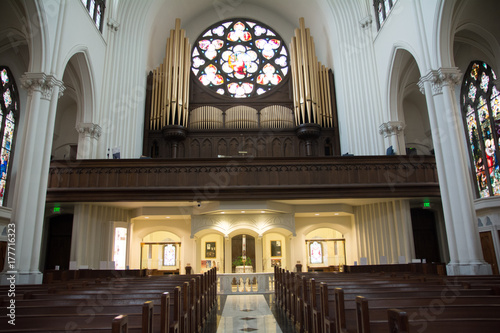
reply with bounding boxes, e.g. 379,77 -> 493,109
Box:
44,214 -> 74,270
411,208 -> 441,263
0,241 -> 6,271
480,231 -> 499,275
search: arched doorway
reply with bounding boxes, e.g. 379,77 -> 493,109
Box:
231,234 -> 255,273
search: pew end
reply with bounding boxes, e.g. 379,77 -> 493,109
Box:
112,314 -> 128,333
387,309 -> 409,333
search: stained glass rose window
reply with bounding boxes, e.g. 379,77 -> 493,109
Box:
192,19 -> 289,98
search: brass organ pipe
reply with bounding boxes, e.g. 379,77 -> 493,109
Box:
155,67 -> 160,129
326,69 -> 333,128
150,69 -> 156,130
164,31 -> 173,126
156,68 -> 161,130
294,30 -> 306,124
171,21 -> 182,123
325,66 -> 333,127
159,65 -> 164,129
320,65 -> 327,127
183,38 -> 190,127
290,38 -> 300,126
306,29 -> 316,123
300,20 -> 312,123
311,37 -> 321,124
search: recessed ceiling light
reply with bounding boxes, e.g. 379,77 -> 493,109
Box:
221,212 -> 225,214
261,211 -> 265,213
334,213 -> 339,216
145,216 -> 149,219
241,211 -> 245,213
315,213 -> 320,216
166,216 -> 170,219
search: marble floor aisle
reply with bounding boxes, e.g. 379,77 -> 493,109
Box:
208,294 -> 292,332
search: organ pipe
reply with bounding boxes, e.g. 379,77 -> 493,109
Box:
149,18 -> 190,130
290,18 -> 334,127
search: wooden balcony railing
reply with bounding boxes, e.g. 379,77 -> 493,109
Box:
46,155 -> 439,202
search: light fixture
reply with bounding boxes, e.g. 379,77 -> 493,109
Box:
241,211 -> 245,213
315,213 -> 320,216
145,216 -> 150,219
261,211 -> 265,213
334,213 -> 339,216
221,212 -> 225,214
166,216 -> 170,219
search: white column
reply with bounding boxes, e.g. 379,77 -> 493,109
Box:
418,68 -> 491,275
379,121 -> 406,154
0,73 -> 64,284
76,123 -> 102,159
255,235 -> 263,273
224,235 -> 231,273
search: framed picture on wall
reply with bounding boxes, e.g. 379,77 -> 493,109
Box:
271,259 -> 281,267
270,240 -> 281,257
205,242 -> 216,258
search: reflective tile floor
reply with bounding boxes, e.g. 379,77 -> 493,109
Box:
203,294 -> 295,333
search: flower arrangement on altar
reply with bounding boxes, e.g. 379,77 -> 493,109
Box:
232,256 -> 252,267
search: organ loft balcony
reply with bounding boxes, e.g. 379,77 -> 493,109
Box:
46,155 -> 439,202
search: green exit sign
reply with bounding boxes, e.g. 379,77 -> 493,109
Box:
53,207 -> 61,213
423,202 -> 431,208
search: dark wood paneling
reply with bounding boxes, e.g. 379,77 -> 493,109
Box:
46,155 -> 440,202
480,231 -> 499,275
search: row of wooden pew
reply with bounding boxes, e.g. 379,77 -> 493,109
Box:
0,268 -> 217,332
275,267 -> 500,333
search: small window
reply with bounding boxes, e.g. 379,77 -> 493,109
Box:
374,0 -> 395,30
81,0 -> 106,33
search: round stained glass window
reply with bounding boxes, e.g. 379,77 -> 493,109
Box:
192,19 -> 289,98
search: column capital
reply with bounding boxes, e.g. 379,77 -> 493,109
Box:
379,121 -> 405,137
418,67 -> 462,95
76,122 -> 102,139
20,72 -> 65,100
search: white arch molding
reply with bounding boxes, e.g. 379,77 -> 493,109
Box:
190,213 -> 296,238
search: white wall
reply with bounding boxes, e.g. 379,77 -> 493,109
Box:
130,217 -> 195,273
354,200 -> 415,265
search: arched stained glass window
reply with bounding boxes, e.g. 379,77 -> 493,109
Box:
461,61 -> 500,198
192,19 -> 289,98
0,67 -> 19,206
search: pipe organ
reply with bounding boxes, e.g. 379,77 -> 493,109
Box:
144,17 -> 339,159
149,19 -> 191,130
290,18 -> 334,128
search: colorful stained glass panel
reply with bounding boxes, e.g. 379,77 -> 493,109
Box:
3,89 -> 11,108
0,69 -> 8,86
480,72 -> 490,93
471,63 -> 479,80
309,241 -> 323,264
468,83 -> 477,102
163,244 -> 176,266
192,19 -> 288,98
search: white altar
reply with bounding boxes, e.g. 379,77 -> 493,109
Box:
235,265 -> 253,273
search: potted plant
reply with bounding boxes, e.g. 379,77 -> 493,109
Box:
232,256 -> 253,273
232,256 -> 252,267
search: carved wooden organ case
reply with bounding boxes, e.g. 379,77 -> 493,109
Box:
143,18 -> 340,159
